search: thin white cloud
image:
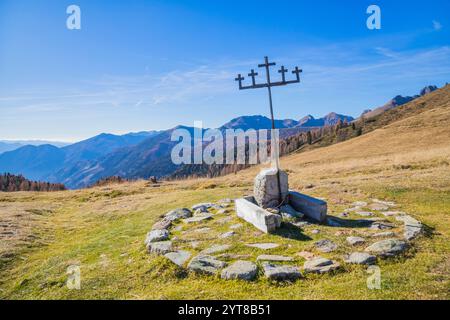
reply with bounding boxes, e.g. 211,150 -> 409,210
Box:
433,20 -> 442,31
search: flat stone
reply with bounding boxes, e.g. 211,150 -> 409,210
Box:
221,260 -> 258,281
365,239 -> 408,257
303,257 -> 340,274
246,243 -> 280,250
311,229 -> 320,234
293,221 -> 310,228
187,255 -> 226,275
372,199 -> 396,207
183,214 -> 213,223
201,244 -> 231,255
192,203 -> 222,210
235,197 -> 281,233
344,252 -> 376,265
152,218 -> 172,230
404,225 -> 423,241
395,215 -> 422,228
289,191 -> 327,222
346,236 -> 365,246
164,250 -> 191,267
314,239 -> 338,253
381,211 -> 406,217
193,208 -> 209,216
257,255 -> 294,262
230,223 -> 243,229
219,231 -> 236,238
254,168 -> 289,208
356,211 -> 374,217
372,231 -> 396,238
165,208 -> 192,221
144,229 -> 169,244
147,241 -> 172,255
262,262 -> 302,281
368,203 -> 389,211
370,221 -> 395,230
352,201 -> 368,207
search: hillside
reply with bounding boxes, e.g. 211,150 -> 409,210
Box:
0,131 -> 159,182
0,85 -> 448,299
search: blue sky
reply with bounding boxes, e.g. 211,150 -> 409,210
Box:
1,0 -> 449,142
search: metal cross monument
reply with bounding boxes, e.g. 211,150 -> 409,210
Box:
235,56 -> 302,204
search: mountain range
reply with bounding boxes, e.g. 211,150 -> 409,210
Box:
0,85 -> 438,189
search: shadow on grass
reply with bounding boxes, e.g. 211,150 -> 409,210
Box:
324,216 -> 376,228
272,223 -> 312,241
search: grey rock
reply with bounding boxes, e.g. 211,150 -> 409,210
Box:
192,203 -> 221,211
144,229 -> 169,244
365,239 -> 408,257
303,257 -> 340,274
235,197 -> 281,233
381,211 -> 406,217
395,215 -> 422,228
372,199 -> 396,207
183,214 -> 213,223
356,211 -> 374,217
152,218 -> 172,230
262,262 -> 302,281
314,239 -> 338,253
346,236 -> 365,246
372,231 -> 396,238
369,203 -> 389,211
229,223 -> 243,230
352,201 -> 368,207
404,225 -> 423,241
246,243 -> 280,250
201,244 -> 231,255
219,231 -> 236,238
188,255 -> 227,275
293,221 -> 310,228
221,260 -> 258,281
370,221 -> 395,230
311,229 -> 321,234
147,241 -> 173,255
254,168 -> 289,208
164,250 -> 191,267
344,252 -> 376,265
257,255 -> 294,262
165,208 -> 192,221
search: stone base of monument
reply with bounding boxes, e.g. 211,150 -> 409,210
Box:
235,192 -> 327,233
235,168 -> 328,233
288,191 -> 327,223
235,196 -> 282,233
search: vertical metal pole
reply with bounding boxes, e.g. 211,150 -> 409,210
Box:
264,58 -> 283,205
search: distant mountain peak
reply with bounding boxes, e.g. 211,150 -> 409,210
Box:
420,85 -> 438,96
